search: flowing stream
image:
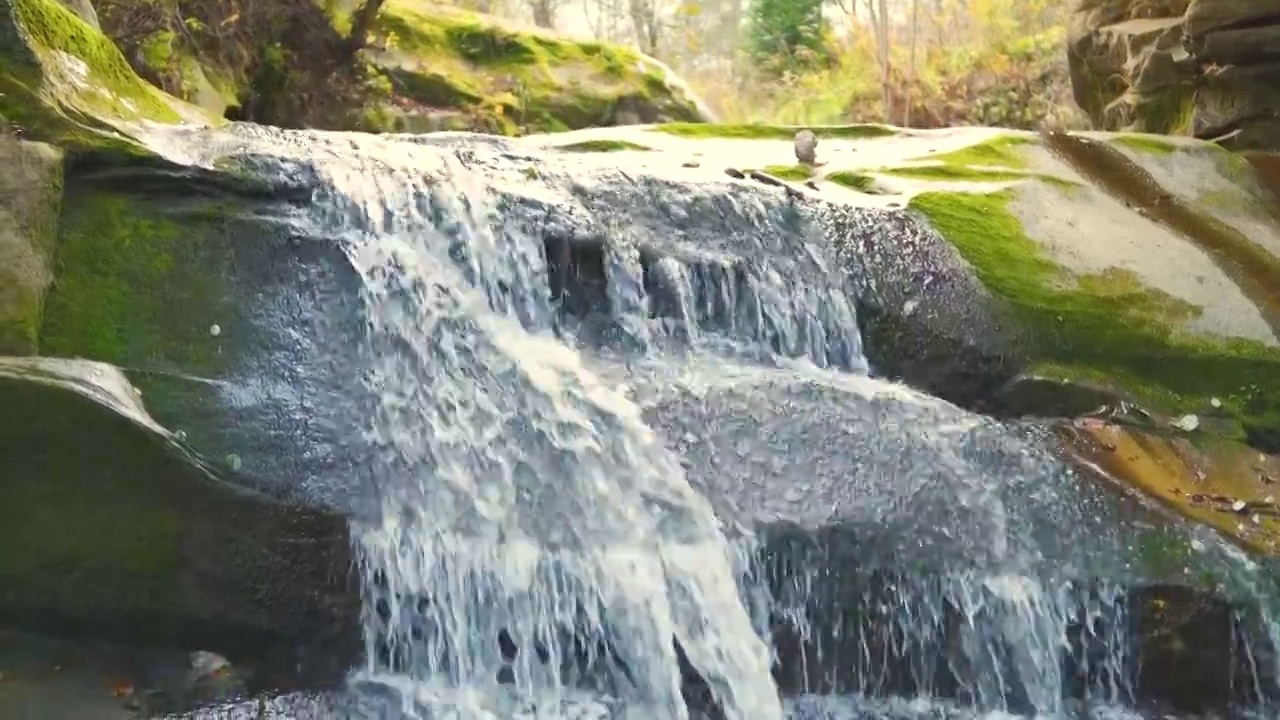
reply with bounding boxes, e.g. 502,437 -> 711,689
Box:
140,124 -> 1280,719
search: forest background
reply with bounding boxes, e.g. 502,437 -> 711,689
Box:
418,0 -> 1081,130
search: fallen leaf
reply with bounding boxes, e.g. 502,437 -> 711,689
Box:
108,679 -> 134,698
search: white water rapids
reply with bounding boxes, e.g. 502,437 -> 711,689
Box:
135,123 -> 1280,720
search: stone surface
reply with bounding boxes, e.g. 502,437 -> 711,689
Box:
0,356 -> 360,693
0,135 -> 62,355
54,0 -> 95,29
1068,0 -> 1280,150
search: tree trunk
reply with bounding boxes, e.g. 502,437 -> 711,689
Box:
628,0 -> 660,55
530,0 -> 557,28
347,0 -> 388,55
905,0 -> 919,127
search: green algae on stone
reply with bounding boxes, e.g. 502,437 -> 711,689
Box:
652,122 -> 896,140
910,189 -> 1280,451
1110,133 -> 1183,155
39,190 -> 240,375
826,171 -> 879,193
877,164 -> 1078,189
911,135 -> 1035,170
760,164 -> 813,181
554,139 -> 652,153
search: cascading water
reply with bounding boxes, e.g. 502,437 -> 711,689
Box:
143,124 -> 1280,719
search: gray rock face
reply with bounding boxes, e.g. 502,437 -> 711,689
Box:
55,0 -> 99,30
0,137 -> 62,355
0,356 -> 360,692
1068,0 -> 1280,149
793,129 -> 817,165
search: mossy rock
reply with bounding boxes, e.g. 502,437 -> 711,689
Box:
0,136 -> 63,355
890,131 -> 1280,454
359,1 -> 708,134
0,0 -> 209,153
40,183 -> 246,374
910,186 -> 1280,450
0,356 -> 359,683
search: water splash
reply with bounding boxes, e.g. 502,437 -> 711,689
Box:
136,124 -> 1280,719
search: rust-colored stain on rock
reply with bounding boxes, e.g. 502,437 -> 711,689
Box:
1061,420 -> 1280,556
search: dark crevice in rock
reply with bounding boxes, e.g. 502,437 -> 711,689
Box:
1197,14 -> 1280,36
543,233 -> 610,321
856,300 -> 1024,414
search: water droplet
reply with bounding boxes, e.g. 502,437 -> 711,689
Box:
209,323 -> 222,337
1210,397 -> 1222,408
175,429 -> 187,442
226,453 -> 242,471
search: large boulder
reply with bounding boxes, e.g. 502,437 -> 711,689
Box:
92,0 -> 710,133
0,0 -> 209,152
0,356 -> 361,691
1067,0 -> 1280,150
0,135 -> 62,355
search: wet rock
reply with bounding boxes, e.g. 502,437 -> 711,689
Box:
1130,584 -> 1276,715
0,357 -> 360,694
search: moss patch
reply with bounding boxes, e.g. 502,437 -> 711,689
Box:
826,171 -> 879,193
652,122 -> 896,140
369,3 -> 703,135
554,139 -> 652,152
878,164 -> 1078,189
39,190 -> 238,375
759,164 -> 812,181
910,189 -> 1280,450
1111,133 -> 1182,155
912,135 -> 1035,170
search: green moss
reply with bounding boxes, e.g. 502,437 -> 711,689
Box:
139,28 -> 177,72
652,122 -> 896,140
1111,133 -> 1182,155
759,164 -> 812,181
826,171 -> 878,192
554,139 -> 652,152
914,135 -> 1035,170
40,192 -> 235,374
1135,85 -> 1195,136
910,189 -> 1280,448
878,164 -> 1078,189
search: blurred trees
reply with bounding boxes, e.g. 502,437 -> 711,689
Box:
411,0 -> 1082,129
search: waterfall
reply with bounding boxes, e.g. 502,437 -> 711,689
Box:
138,124 -> 1280,719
